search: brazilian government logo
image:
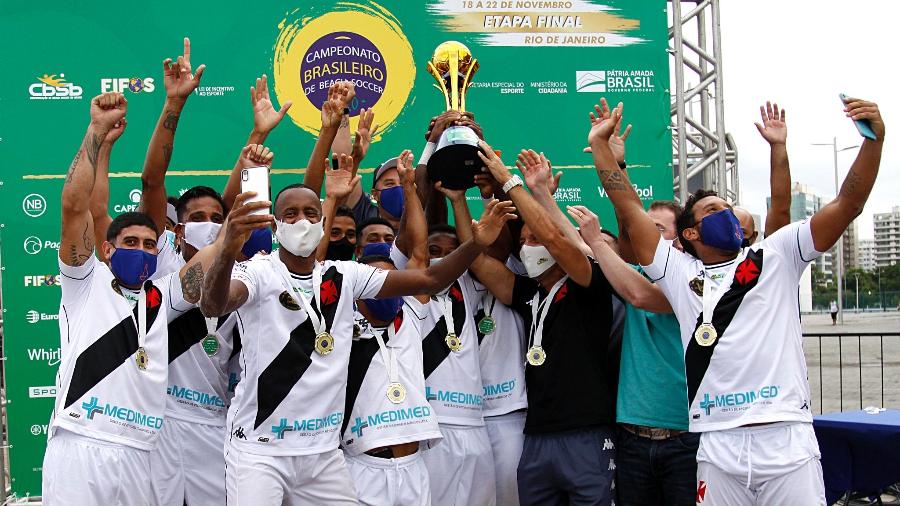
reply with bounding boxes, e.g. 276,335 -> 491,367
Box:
273,2 -> 414,136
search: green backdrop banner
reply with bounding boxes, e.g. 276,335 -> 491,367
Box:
0,0 -> 671,496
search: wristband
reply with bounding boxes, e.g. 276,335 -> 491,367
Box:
501,174 -> 524,194
418,142 -> 437,166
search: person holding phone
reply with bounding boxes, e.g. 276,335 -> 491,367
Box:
201,153 -> 516,504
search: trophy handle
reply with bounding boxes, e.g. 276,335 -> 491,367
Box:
427,61 -> 452,111
460,58 -> 478,112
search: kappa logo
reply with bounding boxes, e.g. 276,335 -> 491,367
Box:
233,427 -> 247,440
696,480 -> 707,503
602,438 -> 615,451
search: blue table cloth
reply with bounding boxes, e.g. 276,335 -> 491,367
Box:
814,410 -> 900,505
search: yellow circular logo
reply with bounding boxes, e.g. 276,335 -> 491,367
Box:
273,3 -> 415,138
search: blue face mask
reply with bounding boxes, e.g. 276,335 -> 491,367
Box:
699,209 -> 744,252
378,186 -> 405,219
364,297 -> 403,323
242,227 -> 273,258
362,242 -> 392,257
110,248 -> 157,287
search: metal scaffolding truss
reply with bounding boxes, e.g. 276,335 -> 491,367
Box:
668,0 -> 738,204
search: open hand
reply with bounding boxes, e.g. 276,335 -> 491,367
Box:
476,140 -> 512,184
252,74 -> 292,134
754,101 -> 787,145
321,83 -> 347,129
163,37 -> 205,100
325,154 -> 361,199
587,98 -> 623,147
473,172 -> 500,199
434,181 -> 466,203
426,111 -> 463,142
352,108 -> 378,165
472,199 -> 517,247
396,149 -> 416,187
516,149 -> 559,194
566,205 -> 603,245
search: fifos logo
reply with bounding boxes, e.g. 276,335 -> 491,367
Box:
24,275 -> 60,287
101,77 -> 155,94
29,74 -> 83,100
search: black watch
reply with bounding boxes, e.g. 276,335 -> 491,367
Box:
342,107 -> 350,116
618,161 -> 627,170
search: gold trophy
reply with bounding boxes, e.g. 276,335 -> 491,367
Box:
426,41 -> 482,190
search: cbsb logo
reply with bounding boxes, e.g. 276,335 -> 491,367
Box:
23,236 -> 59,255
29,74 -> 83,100
25,275 -> 60,287
22,193 -> 47,218
26,310 -> 59,324
100,77 -> 156,94
698,386 -> 780,416
114,189 -> 143,213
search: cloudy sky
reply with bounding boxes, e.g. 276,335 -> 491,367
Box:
718,0 -> 898,239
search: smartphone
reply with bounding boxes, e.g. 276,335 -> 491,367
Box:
840,93 -> 878,140
240,166 -> 270,215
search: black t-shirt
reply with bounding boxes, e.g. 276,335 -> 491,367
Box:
511,262 -> 616,434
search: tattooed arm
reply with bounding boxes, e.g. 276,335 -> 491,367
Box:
89,118 -> 127,260
140,38 -> 205,234
61,93 -> 127,267
587,99 -> 660,266
811,98 -> 885,252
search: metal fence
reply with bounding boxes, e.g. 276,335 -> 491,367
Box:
803,332 -> 900,415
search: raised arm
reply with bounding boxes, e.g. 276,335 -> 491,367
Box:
140,38 -> 205,234
517,149 -> 592,257
61,93 -> 127,267
90,117 -> 127,259
331,83 -> 355,158
315,154 -> 361,261
479,141 -> 594,286
344,108 -> 377,209
303,83 -> 349,196
755,101 -> 791,236
417,111 -> 462,224
810,98 -> 885,252
587,99 -> 660,266
200,192 -> 274,317
392,150 -> 429,264
568,205 -> 671,313
222,75 -> 292,210
377,199 -> 516,297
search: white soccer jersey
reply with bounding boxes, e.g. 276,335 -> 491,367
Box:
642,219 -> 822,432
390,246 -> 485,426
165,311 -> 239,425
227,252 -> 388,456
51,255 -> 192,450
476,292 -> 528,417
341,297 -> 442,455
152,232 -> 238,426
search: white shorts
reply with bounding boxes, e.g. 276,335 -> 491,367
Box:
422,424 -> 496,506
485,412 -> 525,506
225,443 -> 359,505
42,428 -> 152,506
149,418 -> 225,506
346,451 -> 431,506
696,422 -> 826,505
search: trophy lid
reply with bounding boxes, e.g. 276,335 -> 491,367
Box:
431,41 -> 477,76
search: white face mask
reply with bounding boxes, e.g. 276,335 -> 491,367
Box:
519,244 -> 557,278
275,219 -> 324,258
182,221 -> 222,251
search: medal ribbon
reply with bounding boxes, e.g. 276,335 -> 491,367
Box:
272,252 -> 327,335
528,275 -> 568,350
125,288 -> 148,351
438,294 -> 456,337
205,316 -> 218,336
482,293 -> 496,320
700,252 -> 746,327
373,320 -> 400,385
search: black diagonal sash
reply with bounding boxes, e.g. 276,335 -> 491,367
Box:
64,283 -> 162,409
254,317 -> 317,429
168,310 -> 232,363
229,324 -> 242,361
474,308 -> 487,345
316,266 -> 344,331
422,281 -> 467,379
342,310 -> 404,435
685,250 -> 764,405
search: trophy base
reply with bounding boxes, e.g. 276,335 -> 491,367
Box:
427,126 -> 484,190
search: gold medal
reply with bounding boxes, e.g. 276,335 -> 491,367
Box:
315,332 -> 335,355
694,323 -> 717,347
136,347 -> 149,371
477,315 -> 496,335
386,382 -> 407,404
445,333 -> 462,352
202,334 -> 220,357
526,345 -> 546,366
